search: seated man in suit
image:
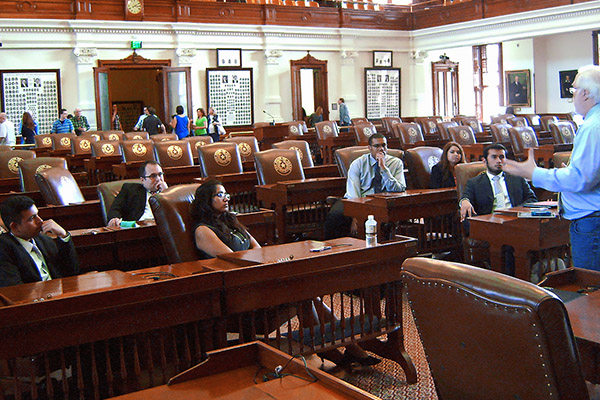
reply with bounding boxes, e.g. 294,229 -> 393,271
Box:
0,195 -> 79,287
324,133 -> 406,239
460,143 -> 537,275
107,161 -> 168,227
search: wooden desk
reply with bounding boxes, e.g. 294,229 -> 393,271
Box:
256,177 -> 346,242
38,200 -> 104,231
84,155 -> 123,184
343,188 -> 460,255
469,211 -> 570,281
539,268 -> 600,383
318,135 -> 356,165
109,341 -> 378,399
254,125 -> 289,150
195,171 -> 260,213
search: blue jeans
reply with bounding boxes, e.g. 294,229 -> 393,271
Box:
569,214 -> 600,271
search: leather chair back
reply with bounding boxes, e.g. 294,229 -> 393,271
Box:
149,133 -> 178,142
81,131 -> 102,142
149,183 -> 201,264
184,136 -> 214,161
523,114 -> 541,128
436,121 -> 458,140
401,257 -> 588,400
334,146 -> 369,177
489,123 -> 512,143
34,134 -> 53,150
0,145 -> 12,152
459,117 -> 483,134
381,117 -> 402,134
101,131 -> 124,141
154,140 -> 193,167
224,136 -> 260,162
71,136 -> 97,155
405,146 -> 443,189
0,150 -> 35,179
19,157 -> 68,192
549,121 -> 576,145
198,142 -> 243,177
353,122 -> 377,145
393,123 -> 424,144
509,126 -> 539,157
91,140 -> 123,158
448,126 -> 476,146
314,121 -> 340,140
254,149 -> 305,185
51,133 -> 76,151
35,167 -> 85,205
272,140 -> 314,168
351,117 -> 368,125
124,132 -> 150,141
490,114 -> 514,124
97,179 -> 140,225
508,116 -> 529,128
120,140 -> 155,163
553,151 -> 571,168
455,161 -> 487,199
414,117 -> 441,135
540,116 -> 559,132
287,121 -> 307,136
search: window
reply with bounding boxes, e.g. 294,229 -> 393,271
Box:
472,43 -> 503,122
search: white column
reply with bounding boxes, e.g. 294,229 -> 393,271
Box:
73,47 -> 98,129
338,50 -> 358,120
263,49 -> 283,123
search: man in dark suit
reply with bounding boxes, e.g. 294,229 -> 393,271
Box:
0,195 -> 79,288
107,161 -> 168,227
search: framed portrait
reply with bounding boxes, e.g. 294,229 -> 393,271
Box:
505,69 -> 531,107
373,51 -> 393,68
364,68 -> 401,119
206,68 -> 253,126
559,70 -> 577,99
217,48 -> 242,68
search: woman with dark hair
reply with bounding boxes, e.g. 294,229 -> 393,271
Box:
430,141 -> 466,189
20,112 -> 37,144
193,108 -> 208,136
190,180 -> 260,258
170,105 -> 191,139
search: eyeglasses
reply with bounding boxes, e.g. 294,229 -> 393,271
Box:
143,172 -> 164,179
569,87 -> 577,94
213,192 -> 231,200
370,143 -> 387,149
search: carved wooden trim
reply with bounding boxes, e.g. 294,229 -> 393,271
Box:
97,52 -> 171,67
290,53 -> 329,122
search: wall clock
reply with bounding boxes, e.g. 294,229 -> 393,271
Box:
125,0 -> 144,20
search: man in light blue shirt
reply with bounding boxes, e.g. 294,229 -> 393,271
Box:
504,65 -> 600,271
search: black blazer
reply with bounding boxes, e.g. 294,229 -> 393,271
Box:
461,172 -> 537,216
429,162 -> 456,189
107,183 -> 148,222
0,233 -> 79,288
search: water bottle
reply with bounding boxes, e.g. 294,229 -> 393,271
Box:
365,215 -> 377,247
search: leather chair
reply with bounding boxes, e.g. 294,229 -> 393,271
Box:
198,142 -> 243,177
334,146 -> 369,177
0,145 -> 12,152
97,179 -> 141,225
351,117 -> 368,125
314,121 -> 340,140
523,114 -> 541,129
35,167 -> 85,205
120,140 -> 155,163
553,151 -> 571,168
18,157 -> 68,192
490,114 -> 514,124
448,125 -> 476,146
548,121 -> 576,145
254,148 -> 304,185
414,117 -> 441,135
381,117 -> 402,134
286,121 -> 307,136
224,136 -> 260,163
0,150 -> 35,179
540,115 -> 559,132
34,134 -> 53,150
405,146 -> 443,189
101,131 -> 124,141
392,123 -> 425,145
272,140 -> 314,168
80,131 -> 102,142
489,123 -> 512,144
184,136 -> 213,161
91,140 -> 123,158
509,126 -> 539,159
124,132 -> 150,141
50,133 -> 76,152
459,117 -> 483,134
455,161 -> 486,200
71,136 -> 97,156
508,116 -> 529,128
149,133 -> 177,142
353,122 -> 377,145
154,140 -> 193,167
149,183 -> 201,264
401,257 -> 589,400
436,121 -> 458,140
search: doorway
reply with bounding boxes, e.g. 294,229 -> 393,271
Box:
290,54 -> 329,123
432,59 -> 459,118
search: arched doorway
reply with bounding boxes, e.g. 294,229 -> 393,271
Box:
290,53 -> 329,123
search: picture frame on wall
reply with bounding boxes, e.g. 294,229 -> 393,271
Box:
559,69 -> 577,98
206,68 -> 254,126
364,68 -> 401,119
217,49 -> 242,68
505,69 -> 531,107
373,51 -> 393,68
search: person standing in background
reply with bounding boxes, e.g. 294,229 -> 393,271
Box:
193,108 -> 208,136
111,104 -> 122,131
0,113 -> 16,146
170,105 -> 191,139
50,109 -> 75,134
142,107 -> 165,136
206,107 -> 222,142
19,112 -> 37,144
72,108 -> 90,135
133,106 -> 149,131
338,98 -> 351,127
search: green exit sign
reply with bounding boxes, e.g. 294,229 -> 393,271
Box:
131,41 -> 142,50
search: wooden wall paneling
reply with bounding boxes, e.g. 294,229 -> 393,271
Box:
4,0 -> 75,19
190,3 -> 266,26
142,0 -> 179,22
266,6 -> 340,28
341,9 -> 411,31
482,0 -> 572,19
75,0 -> 123,20
412,0 -> 483,30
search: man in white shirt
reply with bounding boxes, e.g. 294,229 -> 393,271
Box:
0,113 -> 16,146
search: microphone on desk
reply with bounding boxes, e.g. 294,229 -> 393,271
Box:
263,110 -> 276,126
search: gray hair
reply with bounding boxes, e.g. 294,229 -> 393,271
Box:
574,65 -> 600,104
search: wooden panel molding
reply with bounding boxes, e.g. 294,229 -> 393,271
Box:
482,0 -> 572,19
412,0 -> 483,30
